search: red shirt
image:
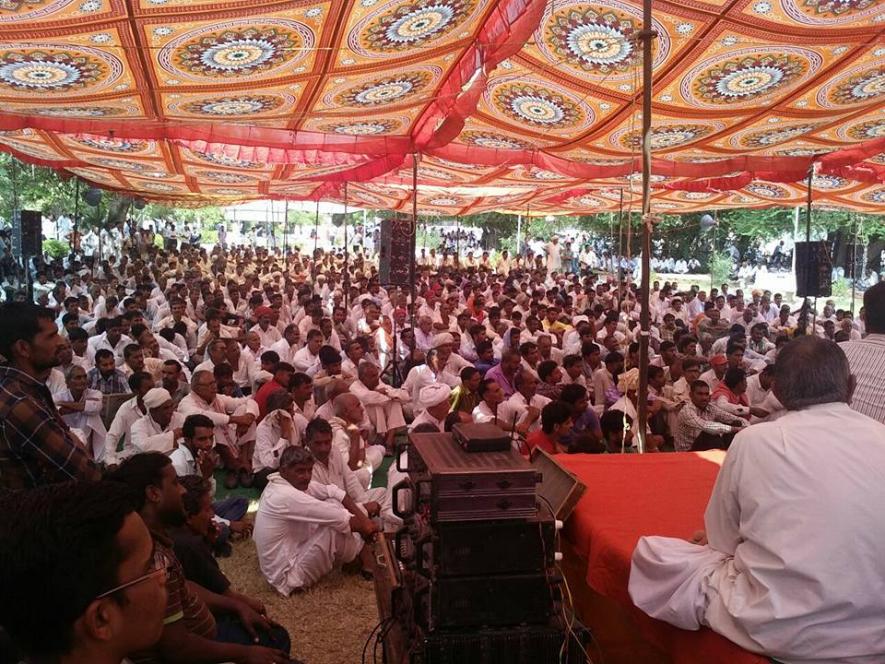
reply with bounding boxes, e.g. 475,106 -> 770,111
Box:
524,430 -> 560,456
254,379 -> 285,420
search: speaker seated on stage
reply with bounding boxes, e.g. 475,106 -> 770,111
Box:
254,446 -> 379,594
629,337 -> 885,664
674,380 -> 745,452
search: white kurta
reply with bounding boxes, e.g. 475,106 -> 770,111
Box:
130,411 -> 186,455
629,403 -> 885,664
253,474 -> 362,595
177,392 -> 259,452
56,388 -> 107,461
349,380 -> 407,435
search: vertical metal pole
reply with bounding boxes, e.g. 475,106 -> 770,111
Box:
635,0 -> 655,454
851,213 -> 857,316
617,189 -> 624,295
792,206 -> 800,278
806,168 -> 815,331
312,199 -> 320,279
283,199 -> 289,259
410,155 -> 418,343
516,214 -> 523,256
343,182 -> 350,310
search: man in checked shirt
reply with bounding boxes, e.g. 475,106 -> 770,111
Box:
0,302 -> 101,489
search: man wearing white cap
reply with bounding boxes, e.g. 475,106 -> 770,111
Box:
130,387 -> 186,455
432,332 -> 472,377
410,384 -> 452,433
402,348 -> 460,405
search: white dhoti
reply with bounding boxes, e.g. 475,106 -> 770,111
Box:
285,524 -> 364,591
354,444 -> 387,488
628,536 -> 729,631
364,402 -> 406,435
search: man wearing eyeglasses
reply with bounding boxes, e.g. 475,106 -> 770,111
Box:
109,452 -> 297,664
0,480 -> 167,664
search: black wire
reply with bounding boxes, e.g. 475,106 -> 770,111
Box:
362,618 -> 387,664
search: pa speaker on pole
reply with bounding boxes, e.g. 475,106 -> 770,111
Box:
794,241 -> 832,298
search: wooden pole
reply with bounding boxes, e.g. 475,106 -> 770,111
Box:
635,0 -> 655,454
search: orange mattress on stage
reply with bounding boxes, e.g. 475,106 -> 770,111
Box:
557,452 -> 768,664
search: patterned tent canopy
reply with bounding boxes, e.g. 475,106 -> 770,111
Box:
0,0 -> 882,214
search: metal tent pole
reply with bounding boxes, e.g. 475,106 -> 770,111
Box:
343,182 -> 350,310
410,155 -> 419,348
635,0 -> 655,454
312,199 -> 320,279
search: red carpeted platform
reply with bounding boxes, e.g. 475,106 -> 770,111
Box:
557,452 -> 768,664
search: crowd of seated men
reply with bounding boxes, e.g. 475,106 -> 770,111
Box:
0,234 -> 882,664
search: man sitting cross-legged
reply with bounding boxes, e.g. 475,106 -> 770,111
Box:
253,446 -> 379,594
108,452 -> 295,664
178,369 -> 258,490
305,417 -> 398,534
629,336 -> 885,664
171,475 -> 292,653
328,393 -> 387,489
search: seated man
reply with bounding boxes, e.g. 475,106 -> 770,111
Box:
674,380 -> 746,451
328,393 -> 386,489
629,336 -> 885,663
105,371 -> 156,466
178,370 -> 258,489
87,348 -> 131,395
410,384 -> 452,433
108,453 -> 293,664
524,401 -> 573,456
130,387 -> 186,455
305,417 -> 397,533
172,475 -> 290,648
0,481 -> 166,664
253,446 -> 379,594
599,409 -> 634,454
349,360 -> 408,448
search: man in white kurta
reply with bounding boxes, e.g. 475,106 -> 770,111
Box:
129,387 -> 186,455
253,447 -> 377,594
629,336 -> 885,664
349,361 -> 408,443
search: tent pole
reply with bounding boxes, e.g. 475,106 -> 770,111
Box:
343,182 -> 349,311
851,213 -> 857,316
636,0 -> 655,454
617,189 -> 624,307
410,154 -> 418,348
283,199 -> 289,261
516,214 -> 522,256
312,199 -> 320,280
806,169 -> 816,332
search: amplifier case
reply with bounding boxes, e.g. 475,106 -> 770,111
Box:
396,433 -> 540,523
412,573 -> 558,631
407,622 -> 592,664
396,514 -> 556,578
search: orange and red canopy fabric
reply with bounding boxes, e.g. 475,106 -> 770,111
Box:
0,0 -> 882,214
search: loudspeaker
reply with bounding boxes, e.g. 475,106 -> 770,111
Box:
794,241 -> 832,298
379,216 -> 414,286
11,210 -> 42,259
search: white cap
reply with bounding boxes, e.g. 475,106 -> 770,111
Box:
143,388 -> 172,410
419,384 -> 452,409
432,332 -> 454,348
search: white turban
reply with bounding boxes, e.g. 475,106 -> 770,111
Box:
143,388 -> 172,410
419,384 -> 452,410
432,332 -> 454,348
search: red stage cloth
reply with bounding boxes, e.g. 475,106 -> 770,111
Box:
558,452 -> 768,664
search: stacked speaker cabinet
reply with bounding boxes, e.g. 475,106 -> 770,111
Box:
11,210 -> 42,260
378,215 -> 414,286
794,240 -> 832,298
376,426 -> 591,663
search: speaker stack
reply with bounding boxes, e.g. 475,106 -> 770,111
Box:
11,210 -> 42,260
794,240 -> 832,298
372,424 -> 591,663
378,216 -> 414,286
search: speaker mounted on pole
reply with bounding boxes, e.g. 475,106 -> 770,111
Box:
11,210 -> 42,260
794,240 -> 832,298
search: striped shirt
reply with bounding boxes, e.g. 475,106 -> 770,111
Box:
0,366 -> 101,489
840,334 -> 885,424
